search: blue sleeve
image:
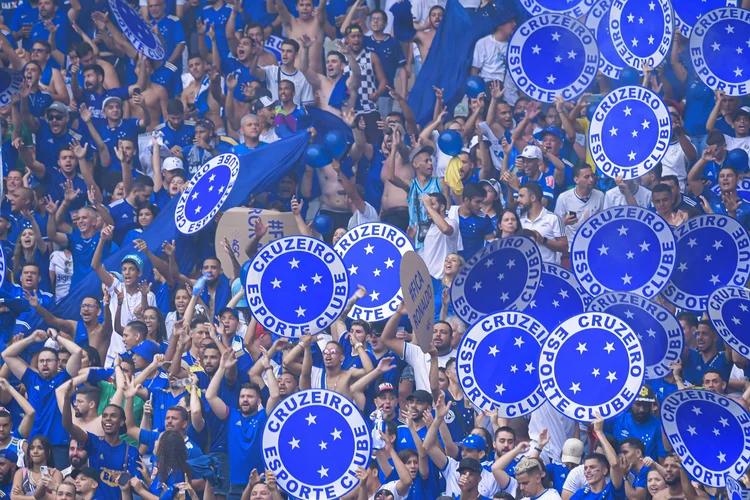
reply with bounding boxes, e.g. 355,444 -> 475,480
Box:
87,368 -> 115,384
138,429 -> 159,449
172,18 -> 186,45
155,282 -> 172,315
20,368 -> 35,390
111,87 -> 130,100
543,183 -> 555,200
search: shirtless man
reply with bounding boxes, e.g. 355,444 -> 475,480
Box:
283,334 -> 373,401
181,55 -> 224,133
413,5 -> 443,63
299,35 -> 360,116
75,43 -> 120,90
300,148 -> 352,236
124,58 -> 169,132
245,23 -> 279,68
274,0 -> 327,74
651,454 -> 709,500
1,38 -> 69,104
56,380 -> 104,437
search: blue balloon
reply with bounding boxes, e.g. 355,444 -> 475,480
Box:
586,102 -> 598,122
618,67 -> 640,87
438,130 -> 464,157
324,130 -> 348,159
465,76 -> 486,99
313,214 -> 333,235
726,148 -> 750,173
305,144 -> 331,169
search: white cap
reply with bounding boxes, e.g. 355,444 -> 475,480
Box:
519,145 -> 543,160
162,157 -> 184,171
561,438 -> 584,465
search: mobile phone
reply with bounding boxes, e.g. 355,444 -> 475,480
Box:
22,23 -> 31,30
584,94 -> 603,103
40,466 -> 48,475
568,211 -> 577,218
132,88 -> 141,96
117,472 -> 133,486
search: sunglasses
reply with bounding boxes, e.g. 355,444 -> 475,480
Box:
47,114 -> 65,121
323,348 -> 340,355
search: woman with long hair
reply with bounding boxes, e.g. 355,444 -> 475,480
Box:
11,435 -> 62,500
123,204 -> 160,248
480,180 -> 504,228
646,468 -> 667,500
444,358 -> 475,441
434,253 -> 465,321
165,286 -> 192,343
12,220 -> 50,293
495,208 -> 522,239
142,306 -> 168,349
139,430 -> 194,499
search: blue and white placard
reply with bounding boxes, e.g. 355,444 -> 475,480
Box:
570,206 -> 676,298
508,14 -> 600,103
0,69 -> 23,108
726,474 -> 750,500
609,0 -> 674,70
456,311 -> 550,418
661,389 -> 750,488
708,286 -> 750,360
263,389 -> 371,499
663,214 -> 750,311
674,0 -> 738,37
108,0 -> 166,60
585,0 -> 626,79
588,86 -> 672,180
712,179 -> 750,203
519,0 -> 595,18
689,7 -> 750,96
175,153 -> 240,235
587,292 -> 683,380
539,312 -> 645,422
334,223 -> 413,322
527,263 -> 590,332
451,237 -> 542,325
245,236 -> 349,338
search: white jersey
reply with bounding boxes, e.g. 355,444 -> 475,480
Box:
554,189 -> 605,251
603,185 -> 652,210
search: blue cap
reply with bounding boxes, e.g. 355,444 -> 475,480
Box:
231,278 -> 248,308
129,341 -> 160,363
540,126 -> 564,141
460,434 -> 485,450
121,254 -> 144,272
0,449 -> 18,463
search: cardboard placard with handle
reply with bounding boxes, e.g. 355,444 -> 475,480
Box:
399,251 -> 435,353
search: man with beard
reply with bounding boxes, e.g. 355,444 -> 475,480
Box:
20,101 -> 92,171
411,5 -> 443,66
71,64 -> 146,120
619,438 -> 649,500
608,387 -> 664,462
3,329 -> 83,468
680,320 -> 733,385
518,183 -> 567,265
570,414 -> 623,500
107,175 -> 154,245
707,165 -> 750,229
55,383 -> 102,437
394,390 -> 434,452
206,349 -> 279,500
456,183 -> 493,260
299,36 -> 361,116
62,384 -> 141,500
73,43 -> 120,90
0,449 -> 17,496
650,454 -> 709,500
273,0 -> 327,75
502,146 -> 555,208
196,257 -> 230,317
61,439 -> 89,478
46,203 -> 111,288
554,165 -> 605,254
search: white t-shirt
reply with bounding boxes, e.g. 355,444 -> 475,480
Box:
724,134 -> 750,157
522,489 -> 563,500
472,34 -> 519,106
401,341 -> 431,392
260,128 -> 280,144
520,208 -> 565,264
562,464 -> 588,493
49,250 -> 73,301
369,481 -> 407,500
347,202 -> 380,230
603,185 -> 652,210
262,65 -> 314,105
661,141 -> 692,193
528,402 -> 577,465
105,279 -> 157,367
441,456 -> 514,498
427,348 -> 457,368
419,217 -> 460,279
554,189 -> 605,251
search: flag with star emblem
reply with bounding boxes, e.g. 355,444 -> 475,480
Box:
0,69 -> 23,109
588,86 -> 672,180
689,7 -> 750,96
587,292 -> 683,380
451,237 -> 542,325
246,235 -> 349,338
570,206 -> 676,299
175,154 -> 240,235
526,263 -> 590,333
661,389 -> 750,488
726,474 -> 750,500
108,0 -> 165,60
456,311 -> 550,418
262,389 -> 371,498
507,14 -> 600,103
711,178 -> 750,203
519,0 -> 594,17
539,312 -> 645,422
708,286 -> 750,361
608,0 -> 673,71
663,214 -> 750,311
585,0 -> 627,79
334,223 -> 414,322
674,0 -> 738,37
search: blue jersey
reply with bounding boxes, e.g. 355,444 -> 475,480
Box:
649,378 -> 678,405
571,481 -> 626,500
69,229 -> 112,288
21,368 -> 70,445
31,10 -> 71,53
520,170 -> 556,206
200,376 -> 237,453
150,387 -> 189,432
84,432 -> 141,500
199,4 -> 231,60
90,118 -> 145,173
683,75 -> 715,136
80,87 -> 129,119
151,15 -> 186,64
230,141 -> 269,156
222,58 -> 260,101
27,90 -> 53,116
43,168 -> 88,211
138,429 -> 203,458
34,122 -> 91,170
609,413 -> 665,461
227,407 -> 267,485
10,2 -> 39,49
364,35 -> 405,86
458,213 -> 493,259
682,349 -> 732,385
154,120 -> 195,150
546,463 -> 571,493
108,198 -> 138,246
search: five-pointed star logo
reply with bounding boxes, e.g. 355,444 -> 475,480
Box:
531,45 -> 541,54
295,306 -> 306,317
623,107 -> 633,117
331,428 -> 342,440
473,282 -> 482,292
289,437 -> 300,449
364,244 -> 374,254
488,345 -> 499,357
598,244 -> 609,255
510,364 -> 518,373
624,310 -> 635,319
712,428 -> 721,436
627,13 -> 635,22
678,262 -> 688,272
271,278 -> 282,289
712,41 -> 721,51
567,50 -> 577,59
709,275 -> 721,285
500,292 -> 510,301
718,452 -> 727,464
299,284 -> 307,292
647,329 -> 657,338
687,238 -> 698,248
641,119 -> 650,130
496,384 -> 506,395
604,342 -> 616,353
727,25 -> 735,34
552,300 -> 560,308
514,336 -> 525,348
713,240 -> 723,250
319,441 -> 328,450
618,225 -> 629,236
626,251 -> 635,259
569,382 -> 581,394
369,290 -> 380,301
318,466 -> 329,477
384,258 -> 395,268
628,151 -> 637,161
373,268 -> 381,277
547,74 -> 557,84
705,254 -> 713,263
606,371 -> 617,383
609,127 -> 618,137
305,413 -> 317,425
576,342 -> 588,354
559,289 -> 569,299
289,258 -> 300,269
592,368 -> 600,377
735,67 -> 744,77
348,265 -> 358,275
639,241 -> 650,252
686,426 -> 697,436
507,259 -> 516,268
691,406 -> 702,416
312,274 -> 322,284
194,205 -> 202,214
525,363 -> 535,373
719,417 -> 729,427
741,304 -> 749,312
551,32 -> 561,41
622,274 -> 633,285
484,259 -> 494,268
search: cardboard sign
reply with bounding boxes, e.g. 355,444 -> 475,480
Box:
400,251 -> 435,353
214,208 -> 301,275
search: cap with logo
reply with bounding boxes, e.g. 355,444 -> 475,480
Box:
635,385 -> 656,403
162,157 -> 184,172
540,126 -> 564,142
121,254 -> 144,272
71,467 -> 100,485
409,144 -> 435,164
46,102 -> 69,115
129,340 -> 160,364
561,438 -> 584,464
459,434 -> 485,450
375,382 -> 396,397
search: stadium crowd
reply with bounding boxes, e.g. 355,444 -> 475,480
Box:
0,0 -> 745,499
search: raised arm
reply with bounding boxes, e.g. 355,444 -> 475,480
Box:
593,413 -> 622,488
61,380 -> 88,444
298,35 -> 322,88
0,378 -> 35,438
92,225 -> 115,288
206,350 -> 234,419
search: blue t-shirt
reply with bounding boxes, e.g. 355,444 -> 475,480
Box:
683,75 -> 715,136
222,58 -> 260,101
227,407 -> 267,485
21,368 -> 71,445
69,229 -> 112,288
546,463 -> 571,493
80,87 -> 129,119
155,120 -> 196,150
610,413 -> 665,461
138,429 -> 203,458
571,481 -> 626,500
84,432 -> 141,500
649,378 -> 678,405
199,4 -> 232,60
150,387 -> 189,432
200,376 -> 237,454
682,349 -> 732,385
43,168 -> 88,211
151,15 -> 186,64
364,35 -> 405,86
458,212 -> 493,259
34,122 -> 92,171
108,198 -> 138,246
30,10 -> 71,53
89,118 -> 145,173
230,141 -> 269,156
